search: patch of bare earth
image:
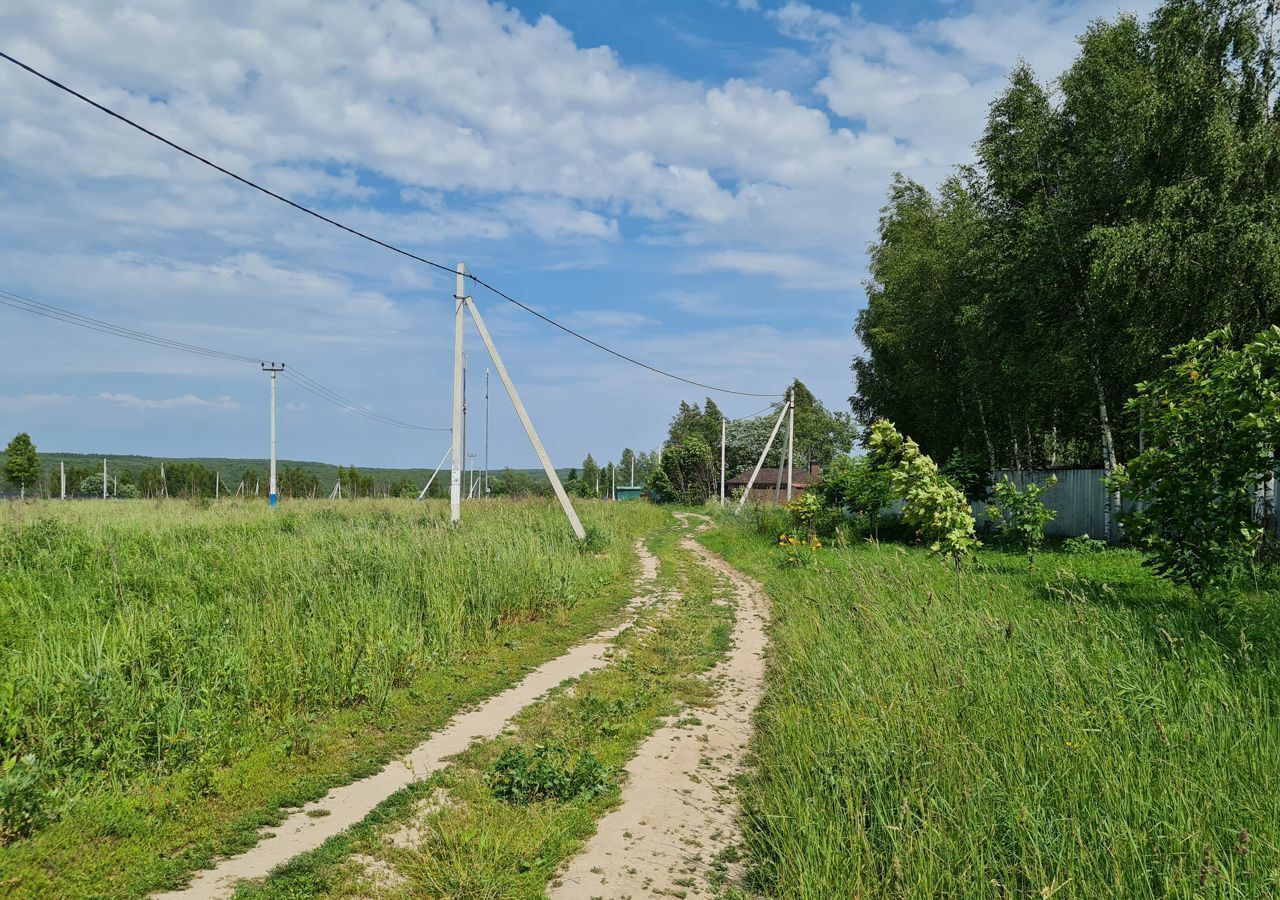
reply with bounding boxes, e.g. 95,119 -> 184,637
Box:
154,541 -> 661,900
548,515 -> 769,899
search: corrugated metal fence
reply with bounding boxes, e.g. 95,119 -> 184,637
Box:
972,468 -> 1279,540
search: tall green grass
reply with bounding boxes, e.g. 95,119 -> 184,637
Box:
0,499 -> 664,815
702,525 -> 1280,898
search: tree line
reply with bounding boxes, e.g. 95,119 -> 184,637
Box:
852,0 -> 1279,484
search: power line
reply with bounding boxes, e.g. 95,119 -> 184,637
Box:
468,275 -> 782,397
0,287 -> 448,432
728,404 -> 779,422
0,50 -> 784,399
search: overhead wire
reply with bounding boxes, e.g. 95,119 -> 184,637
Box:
0,50 -> 784,399
0,287 -> 448,432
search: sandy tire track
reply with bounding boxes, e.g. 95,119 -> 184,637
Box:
154,540 -> 663,900
548,513 -> 769,899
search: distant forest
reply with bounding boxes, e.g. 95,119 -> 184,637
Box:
6,451 -> 561,500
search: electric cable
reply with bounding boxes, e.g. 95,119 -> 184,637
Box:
0,287 -> 448,432
0,50 -> 784,399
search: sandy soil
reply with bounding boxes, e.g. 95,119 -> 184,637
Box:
547,515 -> 770,899
154,540 -> 661,900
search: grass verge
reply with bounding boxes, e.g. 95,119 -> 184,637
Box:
700,522 -> 1280,899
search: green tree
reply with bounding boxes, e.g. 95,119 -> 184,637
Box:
660,436 -> 716,505
852,0 -> 1280,513
2,433 -> 40,498
1116,327 -> 1280,595
988,476 -> 1059,564
812,455 -> 895,538
579,454 -> 601,498
280,467 -> 320,499
869,421 -> 980,572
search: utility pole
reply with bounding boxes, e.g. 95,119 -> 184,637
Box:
631,454 -> 635,487
484,367 -> 490,496
611,462 -> 616,500
262,363 -> 285,507
102,458 -> 108,500
720,416 -> 727,506
462,351 -> 469,501
215,470 -> 220,500
463,294 -> 585,540
60,461 -> 65,500
736,401 -> 789,514
786,388 -> 795,502
451,264 -> 465,525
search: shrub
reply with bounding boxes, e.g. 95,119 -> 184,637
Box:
1063,534 -> 1109,555
1115,326 -> 1280,596
988,475 -> 1058,563
868,420 -> 980,572
811,456 -> 894,538
490,744 -> 611,804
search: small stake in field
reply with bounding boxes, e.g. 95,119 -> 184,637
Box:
262,362 -> 285,507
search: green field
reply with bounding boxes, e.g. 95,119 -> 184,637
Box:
2,498 -> 1278,898
702,517 -> 1280,898
0,498 -> 664,897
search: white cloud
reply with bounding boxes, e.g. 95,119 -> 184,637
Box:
0,392 -> 76,409
694,250 -> 860,291
95,392 -> 239,411
774,0 -> 1159,166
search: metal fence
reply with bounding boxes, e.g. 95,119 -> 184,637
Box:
970,467 -> 1279,540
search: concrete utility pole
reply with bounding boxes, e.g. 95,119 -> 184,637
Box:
102,458 -> 108,500
786,388 -> 795,502
736,401 -> 789,514
215,471 -> 220,500
463,295 -> 585,540
451,264 -> 465,524
60,461 -> 65,500
631,453 -> 635,487
611,462 -> 616,500
720,416 -> 727,506
262,363 -> 285,507
484,367 -> 490,496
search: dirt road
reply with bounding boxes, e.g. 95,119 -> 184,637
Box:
155,541 -> 663,900
547,514 -> 770,898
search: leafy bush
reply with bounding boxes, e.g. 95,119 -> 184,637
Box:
1115,326 -> 1280,596
777,532 -> 821,567
1063,534 -> 1109,555
868,420 -> 979,571
490,744 -> 611,804
645,464 -> 675,504
657,437 -> 716,504
811,456 -> 894,537
988,475 -> 1057,563
741,502 -> 789,540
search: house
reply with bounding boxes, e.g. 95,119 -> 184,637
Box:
725,463 -> 821,504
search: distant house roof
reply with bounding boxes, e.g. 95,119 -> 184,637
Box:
725,465 -> 819,488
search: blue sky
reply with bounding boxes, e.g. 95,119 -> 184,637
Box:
0,0 -> 1155,471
